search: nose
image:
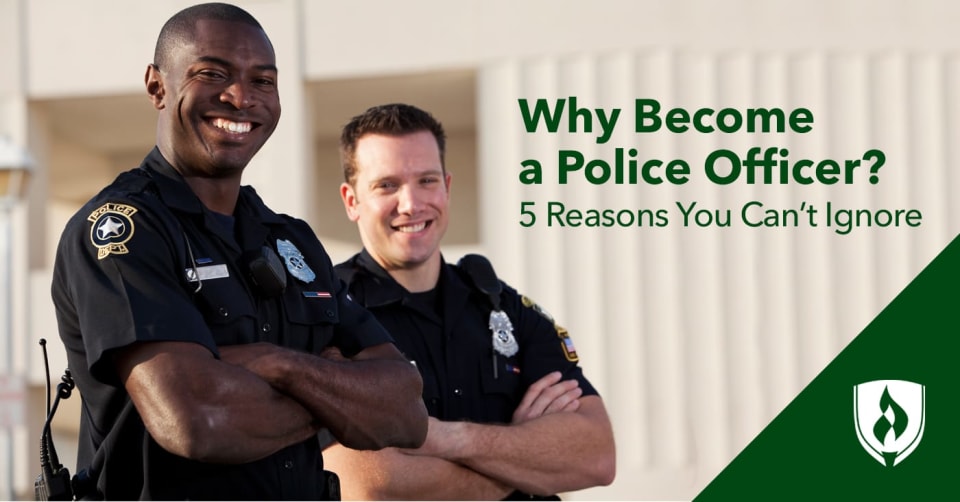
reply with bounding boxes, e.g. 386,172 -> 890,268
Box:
396,184 -> 422,215
220,80 -> 252,109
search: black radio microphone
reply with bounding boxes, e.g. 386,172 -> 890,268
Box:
34,339 -> 74,501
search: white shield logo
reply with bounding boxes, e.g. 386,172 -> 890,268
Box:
853,380 -> 925,467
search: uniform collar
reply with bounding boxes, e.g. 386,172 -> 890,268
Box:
354,249 -> 408,307
353,249 -> 472,333
139,146 -> 286,226
140,147 -> 204,215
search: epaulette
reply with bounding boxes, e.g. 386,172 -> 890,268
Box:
112,168 -> 156,194
456,254 -> 503,311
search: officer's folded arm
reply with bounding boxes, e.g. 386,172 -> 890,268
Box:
406,395 -> 616,496
322,440 -> 514,500
114,340 -> 320,464
220,341 -> 429,451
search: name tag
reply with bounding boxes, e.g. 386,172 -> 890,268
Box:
185,264 -> 230,282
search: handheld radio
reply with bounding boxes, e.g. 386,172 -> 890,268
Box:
34,339 -> 75,501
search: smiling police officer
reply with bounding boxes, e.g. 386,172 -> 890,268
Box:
323,104 -> 616,500
51,4 -> 427,500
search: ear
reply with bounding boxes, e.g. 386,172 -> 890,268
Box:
145,64 -> 166,110
444,171 -> 452,198
340,182 -> 360,222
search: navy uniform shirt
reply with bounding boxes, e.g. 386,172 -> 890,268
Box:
52,148 -> 393,500
335,250 -> 597,499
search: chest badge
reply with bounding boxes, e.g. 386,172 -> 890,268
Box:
489,310 -> 518,357
277,238 -> 316,283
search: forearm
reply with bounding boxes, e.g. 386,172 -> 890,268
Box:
119,342 -> 317,463
324,443 -> 512,500
425,397 -> 615,495
246,343 -> 427,450
175,369 -> 318,462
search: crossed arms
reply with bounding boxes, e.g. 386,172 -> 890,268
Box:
115,340 -> 428,464
323,371 -> 617,499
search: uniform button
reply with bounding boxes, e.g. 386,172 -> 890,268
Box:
261,323 -> 272,333
325,309 -> 335,318
284,460 -> 294,469
218,307 -> 229,318
453,388 -> 463,396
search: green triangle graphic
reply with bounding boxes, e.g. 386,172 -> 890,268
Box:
695,234 -> 960,501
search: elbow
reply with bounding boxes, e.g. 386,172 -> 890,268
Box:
539,446 -> 615,495
178,419 -> 222,462
583,433 -> 617,488
145,408 -> 228,462
591,449 -> 617,487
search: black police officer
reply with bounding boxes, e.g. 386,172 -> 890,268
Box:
51,5 -> 427,500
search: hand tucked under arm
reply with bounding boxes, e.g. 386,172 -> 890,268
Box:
221,342 -> 428,451
323,441 -> 513,501
115,341 -> 318,464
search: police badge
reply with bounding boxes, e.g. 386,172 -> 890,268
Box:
489,310 -> 518,357
276,238 -> 316,283
87,202 -> 138,260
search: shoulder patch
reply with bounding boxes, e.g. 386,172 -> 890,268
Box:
521,295 -> 579,362
556,325 -> 578,362
88,203 -> 138,260
521,295 -> 554,323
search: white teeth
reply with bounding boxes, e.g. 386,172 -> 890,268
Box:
397,222 -> 427,233
212,118 -> 252,133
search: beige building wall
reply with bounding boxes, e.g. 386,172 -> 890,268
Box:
1,0 -> 957,500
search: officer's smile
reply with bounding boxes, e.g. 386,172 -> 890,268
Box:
210,117 -> 254,134
202,114 -> 265,141
394,221 -> 431,233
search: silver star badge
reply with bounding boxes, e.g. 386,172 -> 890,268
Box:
490,310 -> 518,357
277,238 -> 316,283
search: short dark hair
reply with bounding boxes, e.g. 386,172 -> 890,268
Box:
339,103 -> 447,186
154,2 -> 266,69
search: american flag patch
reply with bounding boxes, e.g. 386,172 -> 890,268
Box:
559,329 -> 579,362
504,363 -> 521,374
302,291 -> 332,298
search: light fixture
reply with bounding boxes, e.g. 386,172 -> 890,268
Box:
0,135 -> 33,208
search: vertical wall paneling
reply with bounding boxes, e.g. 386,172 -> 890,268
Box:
478,47 -> 953,499
787,54 -> 835,386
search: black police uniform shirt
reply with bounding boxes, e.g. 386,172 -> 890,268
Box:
335,250 -> 597,498
51,147 -> 393,500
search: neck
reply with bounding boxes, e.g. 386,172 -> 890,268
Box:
182,175 -> 241,215
384,254 -> 442,293
154,141 -> 243,214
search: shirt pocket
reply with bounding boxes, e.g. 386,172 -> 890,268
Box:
281,285 -> 339,353
194,275 -> 257,346
479,353 -> 523,399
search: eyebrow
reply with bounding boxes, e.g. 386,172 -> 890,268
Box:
368,168 -> 443,184
195,55 -> 278,73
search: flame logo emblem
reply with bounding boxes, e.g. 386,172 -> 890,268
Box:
854,380 -> 925,467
